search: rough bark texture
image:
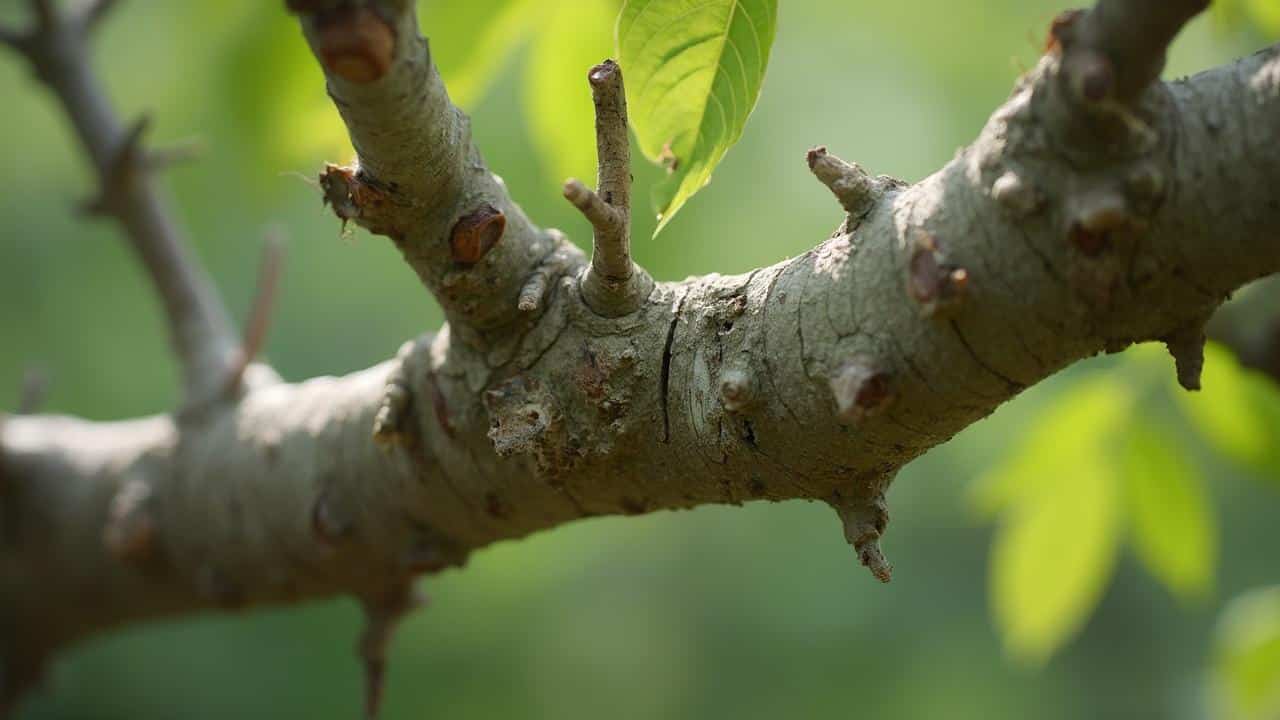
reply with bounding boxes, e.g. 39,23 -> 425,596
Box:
2,0 -> 1278,714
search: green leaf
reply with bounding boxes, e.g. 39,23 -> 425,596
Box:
617,0 -> 778,234
1123,423 -> 1217,601
1211,587 -> 1280,720
524,0 -> 619,186
970,377 -> 1132,518
1177,343 -> 1280,477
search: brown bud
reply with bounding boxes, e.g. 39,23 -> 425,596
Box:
316,7 -> 395,84
830,358 -> 895,425
908,234 -> 969,317
1069,191 -> 1131,257
450,204 -> 506,265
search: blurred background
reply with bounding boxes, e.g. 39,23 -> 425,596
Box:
2,0 -> 1279,718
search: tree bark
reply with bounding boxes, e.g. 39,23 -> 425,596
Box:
2,0 -> 1278,714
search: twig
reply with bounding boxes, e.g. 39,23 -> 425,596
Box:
563,60 -> 653,317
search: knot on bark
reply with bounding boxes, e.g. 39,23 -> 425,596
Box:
484,377 -> 560,465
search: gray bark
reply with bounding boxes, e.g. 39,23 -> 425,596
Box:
2,0 -> 1278,714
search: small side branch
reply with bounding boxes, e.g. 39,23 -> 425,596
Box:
564,60 -> 653,317
222,233 -> 286,398
0,0 -> 238,406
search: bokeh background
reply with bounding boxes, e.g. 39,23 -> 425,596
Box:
2,0 -> 1279,718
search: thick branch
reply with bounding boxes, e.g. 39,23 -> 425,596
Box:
0,2 -> 238,404
4,0 -> 1279,714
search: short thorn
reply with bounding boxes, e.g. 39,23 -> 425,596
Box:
1165,323 -> 1207,391
830,490 -> 895,583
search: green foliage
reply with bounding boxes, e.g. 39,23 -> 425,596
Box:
978,377 -> 1129,665
1211,586 -> 1280,720
1122,423 -> 1216,601
616,0 -> 778,235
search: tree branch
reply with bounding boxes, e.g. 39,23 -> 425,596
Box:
3,0 -> 1279,715
0,0 -> 239,406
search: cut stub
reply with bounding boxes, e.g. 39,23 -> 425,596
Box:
828,487 -> 894,583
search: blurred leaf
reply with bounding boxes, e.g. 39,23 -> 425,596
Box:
1211,586 -> 1280,720
982,376 -> 1130,664
1177,343 -> 1280,478
1123,423 -> 1217,601
1246,0 -> 1280,36
423,0 -> 540,109
970,377 -> 1132,518
1212,0 -> 1280,38
617,0 -> 778,235
524,0 -> 618,186
223,10 -> 352,171
990,452 -> 1123,666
